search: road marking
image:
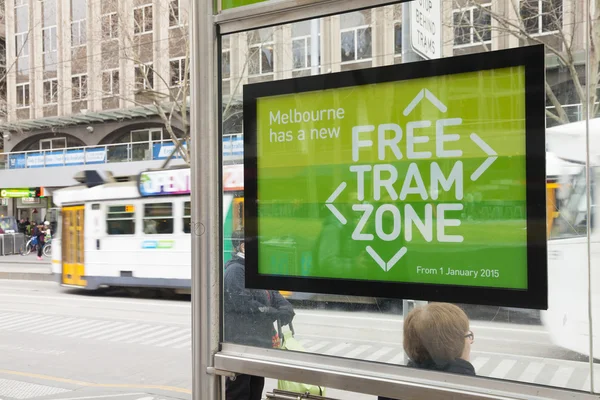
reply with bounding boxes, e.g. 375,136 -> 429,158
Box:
80,322 -> 132,339
323,343 -> 352,356
471,357 -> 490,372
0,369 -> 191,394
345,345 -> 372,359
518,361 -> 544,383
37,319 -> 91,335
305,342 -> 330,353
0,314 -> 42,329
157,333 -> 191,348
94,323 -> 140,341
142,329 -> 189,345
298,339 -> 312,348
25,317 -> 80,334
365,347 -> 395,362
108,324 -> 155,342
549,366 -> 576,387
386,353 -> 405,366
1,315 -> 54,330
125,326 -> 178,344
489,359 -> 517,379
65,321 -> 115,337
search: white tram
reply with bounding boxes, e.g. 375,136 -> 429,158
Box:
51,166 -> 244,291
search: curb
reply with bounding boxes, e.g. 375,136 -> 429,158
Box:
0,271 -> 54,281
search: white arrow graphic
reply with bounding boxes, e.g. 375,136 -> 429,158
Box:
366,246 -> 408,272
403,89 -> 448,116
326,181 -> 347,225
470,133 -> 498,181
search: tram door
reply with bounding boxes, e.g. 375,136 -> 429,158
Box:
62,206 -> 86,286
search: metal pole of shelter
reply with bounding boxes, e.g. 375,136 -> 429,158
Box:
191,0 -> 220,399
401,0 -> 426,365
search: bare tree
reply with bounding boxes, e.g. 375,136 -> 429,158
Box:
449,0 -> 599,125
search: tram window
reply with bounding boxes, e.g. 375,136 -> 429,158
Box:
106,205 -> 135,235
183,201 -> 191,234
92,204 -> 100,210
143,203 -> 173,234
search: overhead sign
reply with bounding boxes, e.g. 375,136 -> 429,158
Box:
138,168 -> 191,197
0,188 -> 44,198
243,45 -> 547,309
411,0 -> 441,59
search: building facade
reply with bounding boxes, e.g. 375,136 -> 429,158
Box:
0,0 -> 585,218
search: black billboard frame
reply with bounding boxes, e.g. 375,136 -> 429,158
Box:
243,44 -> 547,310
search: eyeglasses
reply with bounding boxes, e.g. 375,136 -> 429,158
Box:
465,330 -> 474,342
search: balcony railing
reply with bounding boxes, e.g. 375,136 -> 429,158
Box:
0,134 -> 243,170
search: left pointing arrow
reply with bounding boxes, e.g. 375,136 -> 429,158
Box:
326,182 -> 347,225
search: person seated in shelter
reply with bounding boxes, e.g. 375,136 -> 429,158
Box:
378,303 -> 475,400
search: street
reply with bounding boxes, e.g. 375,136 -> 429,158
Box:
0,279 -> 595,400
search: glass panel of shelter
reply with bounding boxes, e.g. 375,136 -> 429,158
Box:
221,0 -> 597,395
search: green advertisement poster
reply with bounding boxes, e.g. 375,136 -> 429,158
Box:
244,46 -> 547,309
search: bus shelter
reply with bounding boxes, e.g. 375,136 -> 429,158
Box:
190,0 -> 600,399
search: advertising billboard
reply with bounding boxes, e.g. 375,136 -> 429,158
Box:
243,45 -> 547,309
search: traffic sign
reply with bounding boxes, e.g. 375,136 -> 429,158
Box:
243,45 -> 547,309
410,0 -> 441,59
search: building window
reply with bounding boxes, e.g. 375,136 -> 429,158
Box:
107,205 -> 135,235
71,0 -> 86,47
183,201 -> 191,233
453,4 -> 492,46
135,64 -> 154,90
521,0 -> 563,35
16,83 -> 30,108
40,137 -> 66,150
134,5 -> 153,34
292,36 -> 313,70
42,26 -> 58,53
248,29 -> 274,76
222,50 -> 230,80
170,58 -> 188,87
341,26 -> 372,63
72,75 -> 88,100
43,79 -> 58,104
394,23 -> 402,55
102,12 -> 119,40
102,69 -> 119,96
15,33 -> 29,57
169,0 -> 180,27
143,203 -> 173,234
71,20 -> 86,47
291,21 -> 320,71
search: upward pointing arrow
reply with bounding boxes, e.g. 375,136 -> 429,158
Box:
470,133 -> 498,181
403,89 -> 448,116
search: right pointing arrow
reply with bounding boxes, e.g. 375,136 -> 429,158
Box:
470,133 -> 498,181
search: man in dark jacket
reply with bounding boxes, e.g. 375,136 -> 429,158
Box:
224,230 -> 295,400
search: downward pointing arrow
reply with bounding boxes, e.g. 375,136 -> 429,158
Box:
366,246 -> 408,272
470,133 -> 498,181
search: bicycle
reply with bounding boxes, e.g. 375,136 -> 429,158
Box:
43,238 -> 52,257
19,235 -> 36,256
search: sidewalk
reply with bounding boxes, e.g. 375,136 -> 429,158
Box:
0,254 -> 53,281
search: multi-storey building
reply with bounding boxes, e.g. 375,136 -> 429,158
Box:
0,0 -> 584,218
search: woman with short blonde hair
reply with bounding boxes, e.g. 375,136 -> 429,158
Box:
378,303 -> 475,400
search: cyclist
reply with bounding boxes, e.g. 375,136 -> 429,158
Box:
33,223 -> 46,260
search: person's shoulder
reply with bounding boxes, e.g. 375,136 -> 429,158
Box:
448,359 -> 476,376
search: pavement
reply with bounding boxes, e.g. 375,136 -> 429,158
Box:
0,254 -> 53,281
